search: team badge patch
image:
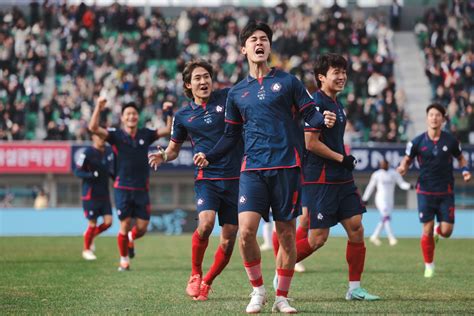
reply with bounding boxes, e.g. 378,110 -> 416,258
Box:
216,105 -> 223,112
317,213 -> 324,221
442,145 -> 448,152
239,195 -> 247,204
271,82 -> 281,92
139,139 -> 144,145
197,198 -> 204,206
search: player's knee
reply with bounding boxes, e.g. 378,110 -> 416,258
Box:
136,227 -> 147,238
220,238 -> 236,255
308,235 -> 327,250
382,215 -> 391,223
198,223 -> 214,238
239,227 -> 257,245
441,228 -> 453,238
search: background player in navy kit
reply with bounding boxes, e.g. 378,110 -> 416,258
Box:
74,133 -> 114,261
148,60 -> 243,301
89,97 -> 173,271
194,22 -> 336,313
397,103 -> 471,278
295,53 -> 380,301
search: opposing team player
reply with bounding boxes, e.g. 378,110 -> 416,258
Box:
295,53 -> 380,301
74,133 -> 114,260
148,60 -> 243,301
194,21 -> 336,313
362,159 -> 413,246
89,97 -> 172,271
397,103 -> 471,278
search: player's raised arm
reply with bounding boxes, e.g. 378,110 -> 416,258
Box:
156,101 -> 174,138
148,141 -> 182,171
88,97 -> 109,140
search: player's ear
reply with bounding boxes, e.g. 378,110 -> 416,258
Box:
185,82 -> 192,90
241,46 -> 247,56
318,73 -> 325,84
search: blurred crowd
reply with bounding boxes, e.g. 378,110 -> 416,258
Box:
416,0 -> 474,143
0,1 -> 405,143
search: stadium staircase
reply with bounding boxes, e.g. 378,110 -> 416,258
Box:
393,31 -> 432,138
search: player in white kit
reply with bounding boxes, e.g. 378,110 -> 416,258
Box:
362,160 -> 413,246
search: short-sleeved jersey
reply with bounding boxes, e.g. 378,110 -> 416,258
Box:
107,127 -> 158,190
225,68 -> 321,171
303,90 -> 353,183
74,147 -> 113,200
171,88 -> 243,180
405,131 -> 462,194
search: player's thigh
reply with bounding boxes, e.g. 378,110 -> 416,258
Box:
131,191 -> 151,221
307,184 -> 339,229
337,182 -> 366,222
417,194 -> 437,223
238,171 -> 271,221
437,194 -> 455,224
269,168 -> 301,222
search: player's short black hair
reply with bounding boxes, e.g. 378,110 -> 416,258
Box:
182,59 -> 214,99
239,21 -> 273,47
121,102 -> 139,114
313,53 -> 348,88
426,103 -> 446,117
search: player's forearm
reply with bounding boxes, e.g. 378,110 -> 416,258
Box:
74,169 -> 95,179
89,106 -> 101,133
206,123 -> 242,163
164,142 -> 181,162
306,140 -> 343,163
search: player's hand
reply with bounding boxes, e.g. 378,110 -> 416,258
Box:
96,96 -> 107,111
148,146 -> 166,171
463,171 -> 471,182
162,101 -> 173,112
323,111 -> 336,128
397,165 -> 407,176
341,155 -> 357,171
193,152 -> 209,168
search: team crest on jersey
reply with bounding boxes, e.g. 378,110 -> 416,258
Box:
117,209 -> 122,216
271,82 -> 281,92
139,139 -> 144,145
317,213 -> 324,220
216,105 -> 223,113
197,198 -> 204,206
239,195 -> 247,204
442,145 -> 448,152
89,210 -> 94,216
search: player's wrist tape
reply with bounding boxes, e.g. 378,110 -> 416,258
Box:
461,166 -> 470,175
158,147 -> 168,162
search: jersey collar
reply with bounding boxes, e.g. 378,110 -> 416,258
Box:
190,93 -> 214,110
246,67 -> 277,83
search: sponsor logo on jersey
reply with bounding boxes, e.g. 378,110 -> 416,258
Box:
257,86 -> 266,100
271,82 -> 281,92
241,91 -> 250,98
188,116 -> 197,122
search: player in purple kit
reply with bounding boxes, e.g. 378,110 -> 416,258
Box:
74,133 -> 114,261
194,21 -> 336,313
89,97 -> 172,271
148,60 -> 243,301
397,103 -> 471,278
295,53 -> 380,301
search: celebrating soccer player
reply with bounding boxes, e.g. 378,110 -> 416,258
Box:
397,103 -> 471,278
89,97 -> 173,271
193,21 -> 336,313
148,60 -> 243,301
74,133 -> 114,261
295,53 -> 380,301
362,159 -> 413,246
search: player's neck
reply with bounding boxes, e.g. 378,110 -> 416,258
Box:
427,128 -> 441,140
124,126 -> 137,137
248,62 -> 270,80
93,144 -> 105,152
321,87 -> 338,100
194,96 -> 209,106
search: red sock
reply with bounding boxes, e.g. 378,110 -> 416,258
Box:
83,226 -> 95,250
421,234 -> 435,263
202,245 -> 232,285
295,226 -> 308,241
94,223 -> 111,237
244,259 -> 263,287
191,230 -> 209,276
346,241 -> 366,281
130,226 -> 145,240
272,231 -> 280,258
296,238 -> 314,262
276,268 -> 294,297
117,233 -> 129,257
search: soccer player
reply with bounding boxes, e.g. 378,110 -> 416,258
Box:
89,97 -> 172,271
74,133 -> 113,260
194,21 -> 336,313
148,60 -> 243,301
362,159 -> 412,246
295,53 -> 380,301
397,103 -> 471,278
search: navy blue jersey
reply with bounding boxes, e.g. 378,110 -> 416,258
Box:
171,89 -> 243,180
107,128 -> 158,190
406,131 -> 462,194
225,68 -> 323,171
74,147 -> 113,200
303,90 -> 353,184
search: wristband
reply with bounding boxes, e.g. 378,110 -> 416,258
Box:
461,166 -> 470,175
158,147 -> 168,162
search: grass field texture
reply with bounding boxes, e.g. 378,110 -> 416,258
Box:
1,235 -> 473,315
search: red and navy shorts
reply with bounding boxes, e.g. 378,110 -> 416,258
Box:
417,193 -> 455,224
114,188 -> 151,221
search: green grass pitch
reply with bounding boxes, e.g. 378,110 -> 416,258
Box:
1,235 -> 473,314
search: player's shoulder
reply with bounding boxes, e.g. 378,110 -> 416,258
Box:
230,78 -> 248,91
441,130 -> 457,142
411,132 -> 425,145
210,88 -> 230,103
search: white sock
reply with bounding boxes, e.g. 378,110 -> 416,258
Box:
253,285 -> 266,294
425,262 -> 434,269
349,281 -> 360,291
128,231 -> 133,242
120,256 -> 130,263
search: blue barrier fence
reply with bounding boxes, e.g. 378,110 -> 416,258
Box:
1,208 -> 473,238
